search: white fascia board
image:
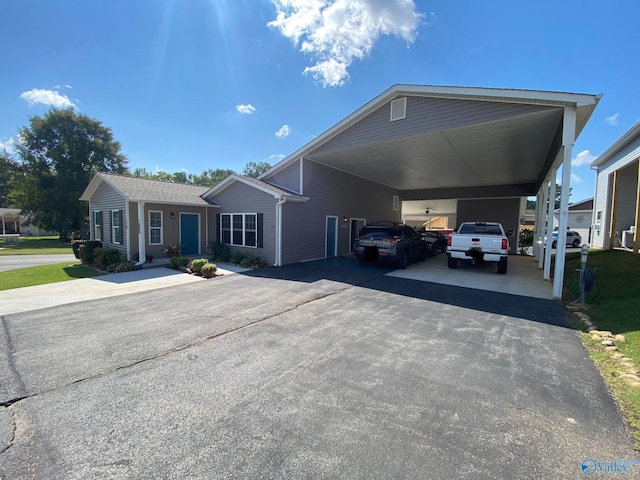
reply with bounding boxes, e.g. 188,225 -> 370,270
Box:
129,199 -> 220,208
590,119 -> 640,168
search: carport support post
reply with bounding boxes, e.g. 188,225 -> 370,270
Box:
552,106 -> 577,299
544,172 -> 556,279
536,185 -> 547,266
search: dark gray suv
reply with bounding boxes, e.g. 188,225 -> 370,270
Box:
354,222 -> 427,269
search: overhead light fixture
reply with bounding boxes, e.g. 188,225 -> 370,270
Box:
170,212 -> 175,220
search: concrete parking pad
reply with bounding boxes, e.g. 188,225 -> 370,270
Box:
387,253 -> 553,299
0,258 -> 637,479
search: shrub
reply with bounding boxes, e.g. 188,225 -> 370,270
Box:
170,256 -> 189,268
107,261 -> 138,273
208,241 -> 231,262
200,263 -> 217,278
91,247 -> 104,266
230,251 -> 244,265
100,248 -> 122,267
190,258 -> 209,273
519,228 -> 534,248
239,254 -> 267,268
72,240 -> 84,259
78,240 -> 103,264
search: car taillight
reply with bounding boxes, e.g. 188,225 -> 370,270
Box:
355,236 -> 362,241
502,239 -> 508,249
447,236 -> 452,246
383,237 -> 401,243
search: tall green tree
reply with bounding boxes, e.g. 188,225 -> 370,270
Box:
11,108 -> 127,240
0,151 -> 19,206
242,161 -> 271,178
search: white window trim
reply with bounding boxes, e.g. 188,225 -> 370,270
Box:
220,213 -> 258,248
112,210 -> 122,245
94,210 -> 102,241
148,210 -> 163,245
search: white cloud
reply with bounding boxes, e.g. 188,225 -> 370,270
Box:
0,137 -> 16,154
268,0 -> 424,87
236,104 -> 256,114
275,124 -> 291,138
20,89 -> 76,108
572,150 -> 596,167
268,153 -> 286,160
571,174 -> 583,184
604,113 -> 620,126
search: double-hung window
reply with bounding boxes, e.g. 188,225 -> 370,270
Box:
220,213 -> 257,247
112,210 -> 122,244
93,211 -> 102,241
149,211 -> 162,245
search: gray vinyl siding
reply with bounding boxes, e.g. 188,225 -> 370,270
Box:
281,160 -> 400,264
89,181 -> 127,257
312,96 -> 557,155
210,182 -> 278,265
266,159 -> 301,194
592,135 -> 640,248
455,198 -> 521,254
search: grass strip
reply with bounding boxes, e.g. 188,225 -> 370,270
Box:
0,261 -> 102,291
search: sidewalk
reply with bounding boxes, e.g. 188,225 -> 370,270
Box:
0,264 -> 250,316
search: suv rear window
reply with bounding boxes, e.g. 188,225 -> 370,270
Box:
360,226 -> 402,238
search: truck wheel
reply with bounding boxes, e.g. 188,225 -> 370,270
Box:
447,255 -> 457,269
497,257 -> 508,274
552,241 -> 557,249
572,239 -> 580,248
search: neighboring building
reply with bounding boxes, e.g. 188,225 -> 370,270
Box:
553,197 -> 593,242
0,208 -> 20,236
590,121 -> 640,252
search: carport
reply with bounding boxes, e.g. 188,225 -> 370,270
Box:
280,85 -> 601,298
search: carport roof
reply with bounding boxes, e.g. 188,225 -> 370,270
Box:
260,84 -> 601,196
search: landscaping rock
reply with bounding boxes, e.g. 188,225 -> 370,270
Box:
615,334 -> 627,343
619,374 -> 640,387
620,358 -> 636,366
601,339 -> 615,347
605,346 -> 618,352
611,352 -> 625,360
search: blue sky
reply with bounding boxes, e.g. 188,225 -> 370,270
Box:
1,0 -> 639,203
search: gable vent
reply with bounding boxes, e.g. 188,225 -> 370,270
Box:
390,97 -> 407,122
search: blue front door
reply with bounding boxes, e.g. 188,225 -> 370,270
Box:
180,213 -> 199,255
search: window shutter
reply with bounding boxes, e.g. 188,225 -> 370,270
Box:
119,210 -> 124,243
105,212 -> 110,243
215,214 -> 221,241
257,213 -> 263,248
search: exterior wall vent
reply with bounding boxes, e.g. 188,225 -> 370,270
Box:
390,97 -> 407,122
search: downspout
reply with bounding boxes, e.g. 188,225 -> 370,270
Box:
275,196 -> 287,267
135,202 -> 146,267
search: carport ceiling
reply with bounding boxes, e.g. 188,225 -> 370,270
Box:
269,85 -> 601,195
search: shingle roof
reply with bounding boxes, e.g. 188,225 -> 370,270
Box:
86,173 -> 218,207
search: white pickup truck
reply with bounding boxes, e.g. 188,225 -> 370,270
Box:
446,222 -> 510,274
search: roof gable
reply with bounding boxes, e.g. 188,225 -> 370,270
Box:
202,174 -> 308,202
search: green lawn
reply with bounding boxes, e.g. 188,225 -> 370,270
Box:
0,261 -> 102,291
0,235 -> 73,255
564,249 -> 640,447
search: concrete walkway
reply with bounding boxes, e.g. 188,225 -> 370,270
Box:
0,263 -> 250,315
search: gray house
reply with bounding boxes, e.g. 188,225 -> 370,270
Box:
80,173 -> 219,261
590,120 -> 640,252
82,84 -> 601,298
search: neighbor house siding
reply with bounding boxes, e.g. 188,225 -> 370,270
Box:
592,135 -> 640,248
90,181 -> 128,256
312,97 -> 559,155
455,198 -> 521,254
210,182 -> 278,265
280,160 -> 400,264
266,159 -> 302,194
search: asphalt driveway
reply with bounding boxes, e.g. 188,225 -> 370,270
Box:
1,257 -> 637,479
